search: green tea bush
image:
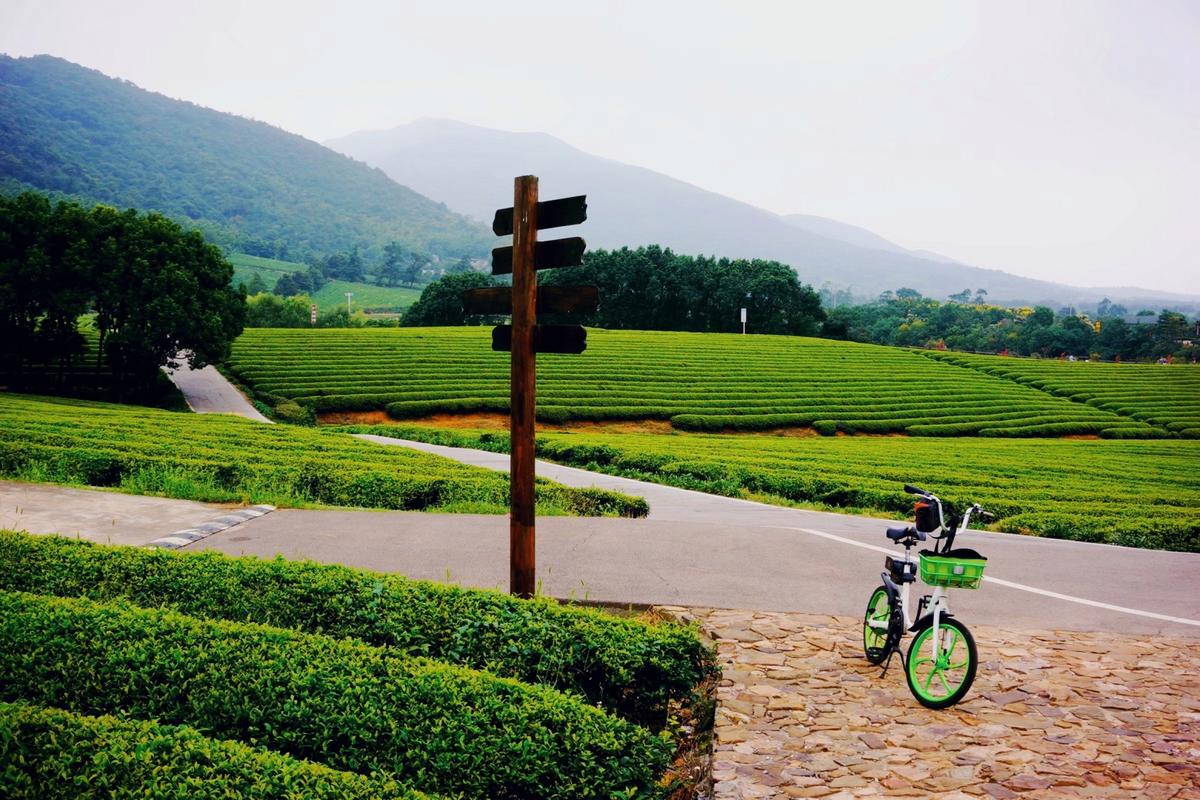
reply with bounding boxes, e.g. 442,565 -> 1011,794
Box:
0,591 -> 673,800
0,532 -> 712,724
0,394 -> 647,517
224,328 -> 1174,437
0,701 -> 428,800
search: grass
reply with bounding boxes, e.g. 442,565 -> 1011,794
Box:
311,279 -> 423,313
225,252 -> 307,290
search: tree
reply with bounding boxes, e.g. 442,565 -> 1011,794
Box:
947,289 -> 972,304
246,272 -> 267,295
90,208 -> 245,389
401,272 -> 501,327
445,256 -> 474,276
973,288 -> 988,304
245,293 -> 313,327
1,192 -> 244,395
895,287 -> 922,300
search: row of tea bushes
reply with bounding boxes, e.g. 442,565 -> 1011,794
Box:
225,328 -> 1162,436
0,590 -> 673,800
0,393 -> 646,517
0,532 -> 714,724
0,701 -> 430,800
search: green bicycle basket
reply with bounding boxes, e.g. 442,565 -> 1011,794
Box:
919,549 -> 987,590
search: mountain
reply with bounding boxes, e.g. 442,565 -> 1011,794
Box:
781,213 -> 909,255
0,55 -> 491,262
328,119 -> 1197,309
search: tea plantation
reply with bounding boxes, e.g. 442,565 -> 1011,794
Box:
923,351 -> 1200,436
0,393 -> 646,516
0,532 -> 715,798
226,328 -> 1194,437
345,425 -> 1200,552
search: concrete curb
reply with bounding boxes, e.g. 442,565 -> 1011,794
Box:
146,505 -> 276,549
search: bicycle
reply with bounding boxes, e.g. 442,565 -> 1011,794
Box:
862,484 -> 992,708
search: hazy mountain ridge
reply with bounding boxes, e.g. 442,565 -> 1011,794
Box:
0,55 -> 492,261
329,119 -> 1197,309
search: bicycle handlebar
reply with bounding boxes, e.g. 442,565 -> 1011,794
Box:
903,484 -> 927,496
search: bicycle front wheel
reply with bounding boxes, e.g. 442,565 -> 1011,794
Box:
905,617 -> 977,709
862,586 -> 893,665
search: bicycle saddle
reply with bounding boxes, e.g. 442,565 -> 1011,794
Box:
886,526 -> 925,542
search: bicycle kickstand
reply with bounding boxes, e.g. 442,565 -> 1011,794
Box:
880,647 -> 906,680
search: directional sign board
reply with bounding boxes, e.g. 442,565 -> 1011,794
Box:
462,285 -> 598,316
490,180 -> 590,599
493,195 -> 587,236
492,324 -> 587,355
491,236 -> 586,276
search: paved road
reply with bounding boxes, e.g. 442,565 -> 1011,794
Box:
0,481 -> 233,547
186,433 -> 1200,637
167,364 -> 271,422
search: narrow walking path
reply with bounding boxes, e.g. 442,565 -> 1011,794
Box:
168,364 -> 271,422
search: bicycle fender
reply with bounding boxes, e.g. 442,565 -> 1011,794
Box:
880,573 -> 899,606
909,609 -> 955,634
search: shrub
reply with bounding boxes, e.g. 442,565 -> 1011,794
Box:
0,701 -> 428,800
0,532 -> 713,724
0,591 -> 673,800
272,399 -> 313,424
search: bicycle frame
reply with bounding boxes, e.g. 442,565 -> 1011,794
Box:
871,495 -> 981,656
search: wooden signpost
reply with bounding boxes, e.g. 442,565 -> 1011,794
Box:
472,176 -> 593,598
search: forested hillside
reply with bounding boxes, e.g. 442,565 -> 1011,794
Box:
0,55 -> 491,262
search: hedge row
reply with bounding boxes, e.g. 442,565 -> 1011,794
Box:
0,702 -> 428,800
0,531 -> 713,724
0,394 -> 648,518
0,591 -> 672,800
223,328 -> 1164,437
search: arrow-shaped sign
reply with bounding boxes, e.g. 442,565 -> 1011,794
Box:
462,285 -> 598,316
492,324 -> 587,354
493,195 -> 587,236
491,237 -> 586,276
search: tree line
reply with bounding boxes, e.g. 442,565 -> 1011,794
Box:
824,289 -> 1196,361
397,246 -> 825,334
0,192 -> 245,397
269,244 -> 473,298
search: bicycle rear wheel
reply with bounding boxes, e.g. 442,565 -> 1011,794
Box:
905,617 -> 977,708
862,586 -> 895,665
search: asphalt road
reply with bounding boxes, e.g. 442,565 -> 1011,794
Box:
158,369 -> 1200,636
0,481 -> 232,547
186,433 -> 1200,637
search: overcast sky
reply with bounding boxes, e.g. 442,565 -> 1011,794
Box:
3,0 -> 1197,292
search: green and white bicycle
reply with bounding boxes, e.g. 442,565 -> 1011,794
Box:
862,484 -> 992,708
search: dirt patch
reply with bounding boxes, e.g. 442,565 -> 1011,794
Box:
318,410 -> 676,435
1062,434 -> 1102,440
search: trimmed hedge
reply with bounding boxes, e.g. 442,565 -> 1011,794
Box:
0,532 -> 714,725
0,590 -> 673,800
0,701 -> 428,800
0,394 -> 649,518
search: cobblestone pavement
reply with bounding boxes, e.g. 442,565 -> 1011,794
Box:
658,607 -> 1200,799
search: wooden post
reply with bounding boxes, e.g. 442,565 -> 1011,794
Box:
510,175 -> 538,598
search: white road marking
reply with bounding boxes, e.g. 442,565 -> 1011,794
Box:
787,526 -> 1200,629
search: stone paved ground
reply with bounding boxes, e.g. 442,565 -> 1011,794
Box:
657,607 -> 1200,800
